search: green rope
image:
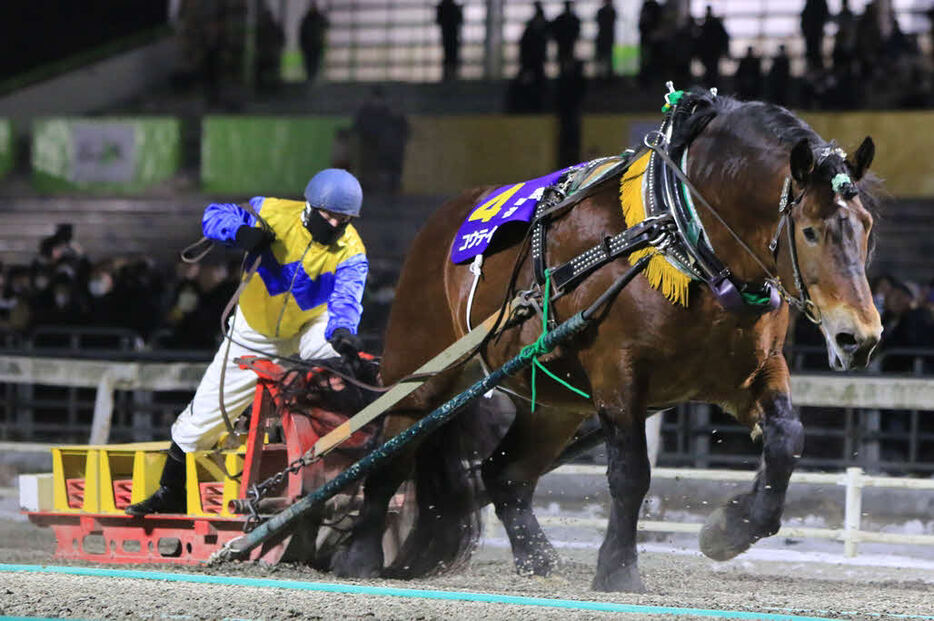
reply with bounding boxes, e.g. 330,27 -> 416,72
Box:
520,269 -> 591,412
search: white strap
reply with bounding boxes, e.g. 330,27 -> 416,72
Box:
465,254 -> 484,331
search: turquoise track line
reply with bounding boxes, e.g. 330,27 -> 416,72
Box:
0,563 -> 873,620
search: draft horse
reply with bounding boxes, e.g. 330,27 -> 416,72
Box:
332,91 -> 883,591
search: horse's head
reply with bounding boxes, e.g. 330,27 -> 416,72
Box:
786,136 -> 882,370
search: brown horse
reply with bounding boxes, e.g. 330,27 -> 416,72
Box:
331,92 -> 883,591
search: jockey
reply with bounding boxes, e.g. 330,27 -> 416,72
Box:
127,168 -> 368,516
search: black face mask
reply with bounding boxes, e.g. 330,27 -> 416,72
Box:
303,208 -> 347,245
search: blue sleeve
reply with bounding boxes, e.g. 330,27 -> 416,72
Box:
201,197 -> 264,246
326,253 -> 368,339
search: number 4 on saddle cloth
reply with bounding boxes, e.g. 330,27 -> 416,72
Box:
450,157 -> 626,265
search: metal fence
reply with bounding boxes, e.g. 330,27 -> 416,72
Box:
652,346 -> 934,474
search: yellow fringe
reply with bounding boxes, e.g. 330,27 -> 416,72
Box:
619,153 -> 691,307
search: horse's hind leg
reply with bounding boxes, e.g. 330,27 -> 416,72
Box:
592,403 -> 650,593
481,401 -> 583,576
700,358 -> 802,561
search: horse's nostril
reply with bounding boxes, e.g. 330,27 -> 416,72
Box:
835,332 -> 859,351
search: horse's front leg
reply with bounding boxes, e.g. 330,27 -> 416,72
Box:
592,402 -> 650,592
699,358 -> 803,561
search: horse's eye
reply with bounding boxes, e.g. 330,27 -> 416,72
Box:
802,227 -> 819,244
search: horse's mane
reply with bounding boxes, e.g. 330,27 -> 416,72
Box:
671,90 -> 884,258
666,90 -> 883,262
669,90 -> 882,210
670,91 -> 818,154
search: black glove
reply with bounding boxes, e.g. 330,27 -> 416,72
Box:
328,327 -> 362,360
234,225 -> 274,253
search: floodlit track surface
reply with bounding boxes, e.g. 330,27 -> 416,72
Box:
1,519 -> 933,620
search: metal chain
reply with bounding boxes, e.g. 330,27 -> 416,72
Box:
243,449 -> 318,532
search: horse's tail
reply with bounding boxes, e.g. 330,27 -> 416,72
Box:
385,396 -> 508,578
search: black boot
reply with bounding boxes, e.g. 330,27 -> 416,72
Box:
126,442 -> 187,516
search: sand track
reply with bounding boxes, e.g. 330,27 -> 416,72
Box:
1,519 -> 931,620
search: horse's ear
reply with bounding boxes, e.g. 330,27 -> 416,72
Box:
789,138 -> 814,185
848,136 -> 875,180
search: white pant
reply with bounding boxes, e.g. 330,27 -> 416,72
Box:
171,306 -> 338,452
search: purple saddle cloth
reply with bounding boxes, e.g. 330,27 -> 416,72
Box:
450,167 -> 573,264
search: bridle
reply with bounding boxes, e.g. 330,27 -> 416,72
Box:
646,135 -> 823,326
768,177 -> 822,325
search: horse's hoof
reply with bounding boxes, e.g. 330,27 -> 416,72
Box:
515,551 -> 557,577
699,506 -> 753,561
330,541 -> 382,578
514,544 -> 559,577
591,566 -> 646,593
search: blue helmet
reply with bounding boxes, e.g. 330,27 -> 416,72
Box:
303,168 -> 363,217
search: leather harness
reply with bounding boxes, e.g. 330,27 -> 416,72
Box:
526,85 -> 823,323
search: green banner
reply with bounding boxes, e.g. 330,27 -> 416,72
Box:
0,119 -> 11,178
202,116 -> 350,195
32,117 -> 180,192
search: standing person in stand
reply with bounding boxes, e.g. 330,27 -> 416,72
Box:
595,0 -> 617,79
695,5 -> 730,86
436,0 -> 464,81
126,169 -> 369,516
551,1 -> 582,66
300,1 -> 329,84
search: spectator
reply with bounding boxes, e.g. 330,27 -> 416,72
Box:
556,58 -> 587,167
594,0 -> 616,79
37,223 -> 83,267
256,6 -> 284,90
879,280 -> 933,373
735,46 -> 762,100
352,87 -> 409,194
856,1 -> 883,80
662,8 -> 695,89
32,273 -> 87,328
163,279 -> 216,350
871,273 -> 896,314
112,259 -> 164,339
767,44 -> 791,105
883,14 -> 914,69
436,0 -> 464,82
2,266 -> 32,333
638,0 -> 663,83
695,5 -> 730,86
833,0 -> 858,74
300,2 -> 329,84
87,263 -> 119,327
520,2 -> 549,81
506,67 -> 547,113
551,1 -> 582,66
801,0 -> 829,72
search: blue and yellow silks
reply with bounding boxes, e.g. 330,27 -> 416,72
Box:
202,197 -> 368,339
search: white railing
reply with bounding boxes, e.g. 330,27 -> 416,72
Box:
529,465 -> 934,558
3,354 -> 934,444
0,355 -> 206,444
